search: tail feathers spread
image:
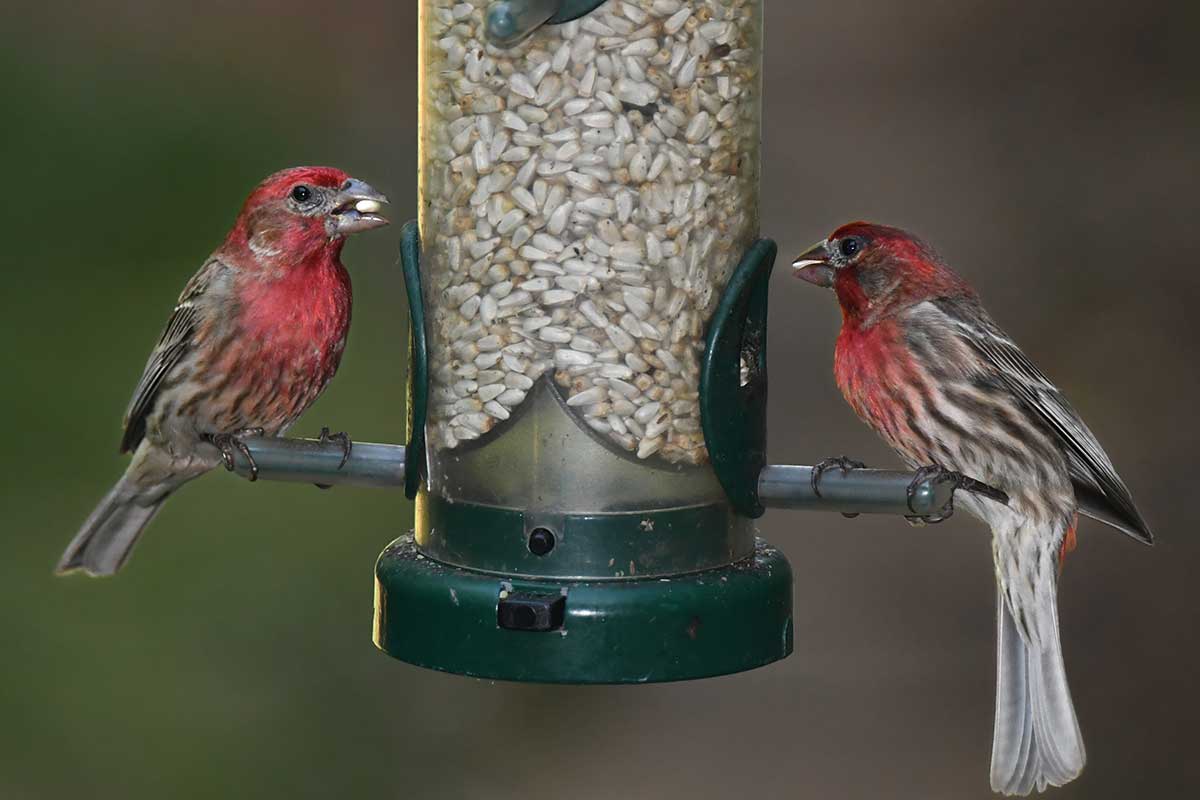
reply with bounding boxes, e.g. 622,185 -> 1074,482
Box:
56,478 -> 171,577
990,589 -> 1086,795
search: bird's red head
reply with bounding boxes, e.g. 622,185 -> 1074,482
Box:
224,166 -> 389,263
792,222 -> 971,325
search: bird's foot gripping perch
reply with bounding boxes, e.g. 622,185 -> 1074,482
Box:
811,455 -> 869,518
209,428 -> 266,481
318,427 -> 352,469
905,463 -> 1009,526
313,427 -> 353,489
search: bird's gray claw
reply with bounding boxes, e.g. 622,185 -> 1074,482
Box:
906,464 -> 1008,524
813,456 -> 869,517
318,427 -> 352,470
906,463 -> 960,523
209,429 -> 263,482
812,455 -> 868,500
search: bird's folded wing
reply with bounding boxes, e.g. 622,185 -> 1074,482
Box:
120,258 -> 231,453
935,298 -> 1153,544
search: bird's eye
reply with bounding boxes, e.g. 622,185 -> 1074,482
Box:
290,185 -> 312,203
839,237 -> 863,259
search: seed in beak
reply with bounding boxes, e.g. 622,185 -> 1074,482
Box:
355,199 -> 383,214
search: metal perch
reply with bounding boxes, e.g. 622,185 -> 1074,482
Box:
230,436 -> 958,518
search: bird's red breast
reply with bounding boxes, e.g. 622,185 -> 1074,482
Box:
833,315 -> 930,466
237,254 -> 351,410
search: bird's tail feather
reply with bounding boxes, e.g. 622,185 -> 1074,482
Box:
56,477 -> 171,577
990,587 -> 1086,795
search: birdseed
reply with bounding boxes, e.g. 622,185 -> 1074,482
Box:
420,0 -> 761,464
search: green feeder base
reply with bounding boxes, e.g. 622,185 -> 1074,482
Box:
373,535 -> 794,684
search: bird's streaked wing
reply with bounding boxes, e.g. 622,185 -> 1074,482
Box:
933,298 -> 1153,544
120,258 -> 230,453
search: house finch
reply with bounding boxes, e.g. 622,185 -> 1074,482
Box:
793,222 -> 1152,795
56,167 -> 388,577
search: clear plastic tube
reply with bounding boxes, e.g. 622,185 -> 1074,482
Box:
419,0 -> 763,468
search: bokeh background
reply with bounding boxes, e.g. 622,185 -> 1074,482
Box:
3,1 -> 1198,798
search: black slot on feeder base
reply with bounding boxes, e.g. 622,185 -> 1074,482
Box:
498,590 -> 566,632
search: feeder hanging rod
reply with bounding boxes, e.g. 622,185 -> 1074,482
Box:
230,437 -> 953,518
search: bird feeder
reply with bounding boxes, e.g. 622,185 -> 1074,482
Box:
232,0 -> 975,684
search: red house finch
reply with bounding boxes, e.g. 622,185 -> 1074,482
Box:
794,222 -> 1152,795
57,167 -> 388,577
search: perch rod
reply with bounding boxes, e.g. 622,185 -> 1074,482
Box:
231,437 -> 953,517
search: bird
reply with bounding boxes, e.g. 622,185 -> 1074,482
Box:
56,166 -> 389,577
793,222 -> 1152,795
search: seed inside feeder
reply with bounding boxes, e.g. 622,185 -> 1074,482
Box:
420,0 -> 762,465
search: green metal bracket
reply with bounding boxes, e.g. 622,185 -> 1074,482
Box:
400,221 -> 428,501
485,0 -> 609,47
700,239 -> 778,519
374,534 -> 793,684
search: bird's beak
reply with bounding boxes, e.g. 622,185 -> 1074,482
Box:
330,178 -> 390,235
792,240 -> 835,287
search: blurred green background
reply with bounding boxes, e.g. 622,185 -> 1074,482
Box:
3,1 -> 1198,798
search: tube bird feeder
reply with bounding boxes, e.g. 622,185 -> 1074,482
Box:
230,0 -> 980,684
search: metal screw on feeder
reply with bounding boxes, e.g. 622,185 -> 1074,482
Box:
224,0 -> 1002,684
